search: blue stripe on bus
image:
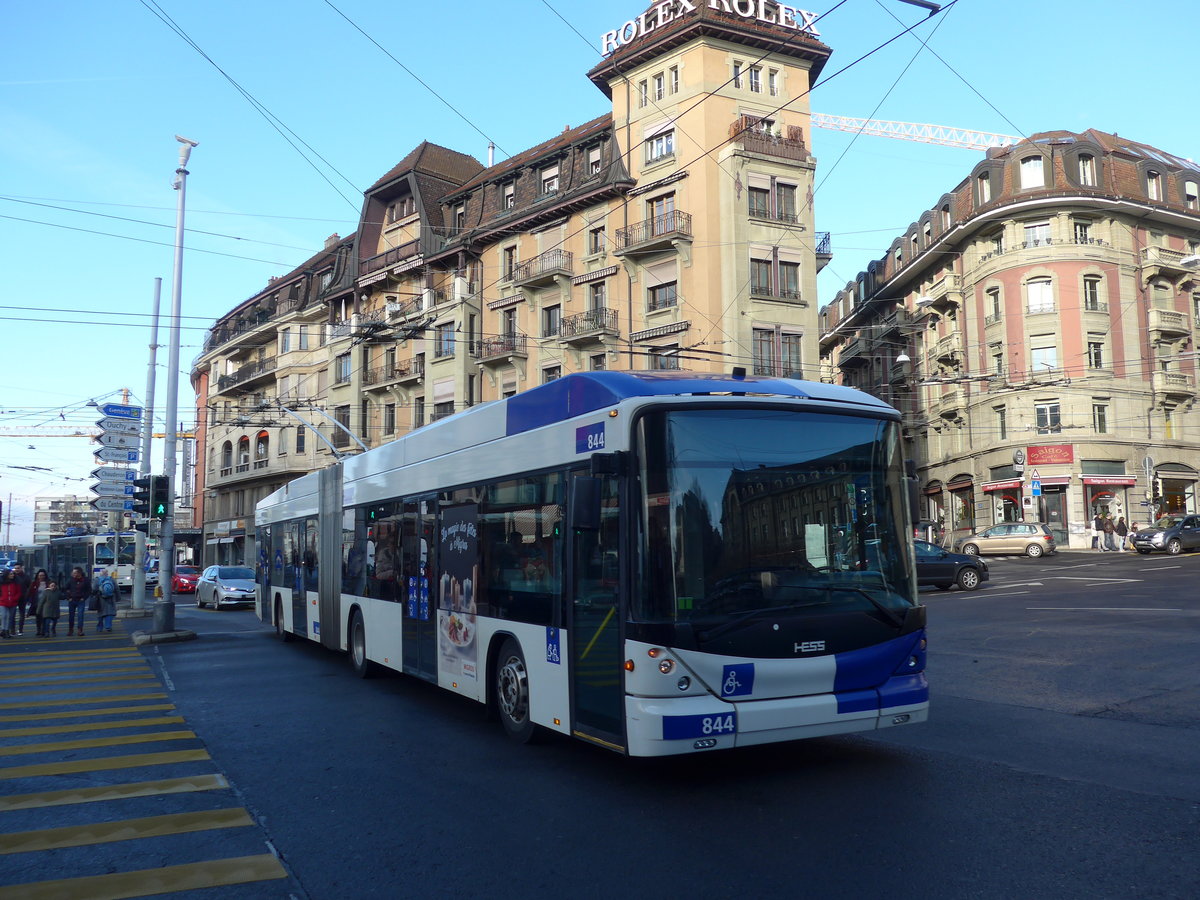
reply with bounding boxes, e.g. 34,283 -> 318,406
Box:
833,632 -> 923,694
879,672 -> 928,708
504,371 -> 820,437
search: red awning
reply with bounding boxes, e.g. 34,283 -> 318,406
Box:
1035,476 -> 1071,486
1082,476 -> 1136,486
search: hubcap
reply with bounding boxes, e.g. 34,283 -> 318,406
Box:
497,655 -> 528,724
962,571 -> 978,588
352,619 -> 365,666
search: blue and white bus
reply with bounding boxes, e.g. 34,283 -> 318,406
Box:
255,372 -> 927,756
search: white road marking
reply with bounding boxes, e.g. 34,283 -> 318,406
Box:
1141,566 -> 1181,571
1027,607 -> 1182,612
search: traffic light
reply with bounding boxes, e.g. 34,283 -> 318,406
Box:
132,476 -> 153,517
150,475 -> 170,520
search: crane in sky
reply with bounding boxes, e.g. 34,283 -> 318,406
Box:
810,113 -> 1021,151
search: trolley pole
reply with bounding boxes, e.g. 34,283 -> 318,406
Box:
156,136 -> 197,634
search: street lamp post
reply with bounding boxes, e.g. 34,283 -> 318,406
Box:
155,135 -> 197,634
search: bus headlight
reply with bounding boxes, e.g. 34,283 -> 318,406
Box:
658,658 -> 675,674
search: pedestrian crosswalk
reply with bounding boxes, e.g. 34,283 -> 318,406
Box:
0,623 -> 292,898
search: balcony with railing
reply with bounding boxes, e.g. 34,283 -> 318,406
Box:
837,336 -> 870,367
361,238 -> 421,276
936,387 -> 962,419
614,211 -> 693,256
1141,245 -> 1195,277
932,333 -> 962,364
923,273 -> 963,311
386,297 -> 422,320
215,356 -> 277,394
512,249 -> 574,288
1153,371 -> 1196,399
1149,307 -> 1191,338
477,333 -> 529,364
560,307 -> 619,344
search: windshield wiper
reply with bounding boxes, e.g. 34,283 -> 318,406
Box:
840,587 -> 906,628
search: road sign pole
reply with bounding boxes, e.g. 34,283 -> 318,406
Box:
132,277 -> 161,613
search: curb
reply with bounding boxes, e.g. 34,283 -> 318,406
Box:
130,629 -> 198,646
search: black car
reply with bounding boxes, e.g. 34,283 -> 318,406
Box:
913,539 -> 988,591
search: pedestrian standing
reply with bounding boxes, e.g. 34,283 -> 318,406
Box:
95,569 -> 118,633
37,582 -> 62,637
1103,515 -> 1117,551
26,569 -> 49,639
1116,517 -> 1129,552
1092,512 -> 1105,551
10,563 -> 31,636
0,571 -> 20,638
63,566 -> 90,636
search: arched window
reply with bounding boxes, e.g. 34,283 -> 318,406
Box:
1078,154 -> 1096,186
254,430 -> 269,468
1185,181 -> 1198,210
977,171 -> 991,204
1020,155 -> 1044,189
221,441 -> 233,470
237,437 -> 250,471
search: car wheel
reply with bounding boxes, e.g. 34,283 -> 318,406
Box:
1026,543 -> 1044,558
274,597 -> 292,642
196,591 -> 205,609
348,609 -> 378,678
961,543 -> 979,556
1167,538 -> 1182,555
957,567 -> 981,591
495,637 -> 536,743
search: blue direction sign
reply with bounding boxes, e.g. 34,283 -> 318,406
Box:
99,403 -> 143,420
94,447 -> 139,464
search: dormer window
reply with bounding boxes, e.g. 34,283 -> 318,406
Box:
1078,154 -> 1096,186
503,183 -> 515,209
588,146 -> 602,176
1020,155 -> 1044,189
1147,169 -> 1162,201
541,165 -> 559,194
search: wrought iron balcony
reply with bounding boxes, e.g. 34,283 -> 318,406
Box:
614,211 -> 693,255
361,239 -> 421,276
215,356 -> 277,393
560,307 -> 619,344
476,333 -> 528,363
512,250 -> 574,287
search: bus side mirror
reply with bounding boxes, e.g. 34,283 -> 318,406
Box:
569,476 -> 602,531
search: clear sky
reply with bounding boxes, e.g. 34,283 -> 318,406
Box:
1,0 -> 1192,543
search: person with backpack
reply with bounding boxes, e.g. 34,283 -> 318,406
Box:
95,569 -> 118,633
64,566 -> 91,636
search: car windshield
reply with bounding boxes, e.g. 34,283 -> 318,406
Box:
176,566 -> 199,575
633,407 -> 914,625
1152,517 -> 1181,529
217,567 -> 254,580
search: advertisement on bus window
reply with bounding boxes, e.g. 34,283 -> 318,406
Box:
439,504 -> 479,680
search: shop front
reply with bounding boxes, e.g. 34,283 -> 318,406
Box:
1156,463 -> 1198,516
982,478 -> 1023,524
1082,475 -> 1136,525
947,474 -> 974,548
1033,476 -> 1071,546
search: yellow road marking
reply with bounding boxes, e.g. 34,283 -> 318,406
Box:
0,852 -> 287,899
0,666 -> 149,682
1,674 -> 157,689
0,703 -> 174,723
0,693 -> 166,711
0,729 -> 195,757
0,773 -> 228,810
0,716 -> 185,738
0,748 -> 210,779
0,806 -> 253,854
0,650 -> 140,665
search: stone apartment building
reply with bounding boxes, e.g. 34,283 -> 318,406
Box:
819,129 -> 1200,549
192,2 -> 835,566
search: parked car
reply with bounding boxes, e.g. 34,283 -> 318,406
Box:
1130,515 -> 1200,555
955,522 -> 1057,558
913,539 -> 988,591
171,564 -> 200,594
196,565 -> 257,608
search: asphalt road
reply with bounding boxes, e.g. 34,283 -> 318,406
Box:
3,554 -> 1198,899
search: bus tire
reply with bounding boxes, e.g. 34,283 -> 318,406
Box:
274,597 -> 292,643
348,609 -> 378,678
495,637 -> 536,743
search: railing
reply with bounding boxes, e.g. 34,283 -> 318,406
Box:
739,129 -> 809,162
984,313 -> 1002,326
477,333 -> 528,360
361,239 -> 420,276
1142,246 -> 1189,267
615,211 -> 693,251
1149,308 -> 1189,333
216,356 -> 277,392
512,249 -> 574,284
749,207 -> 800,225
561,307 -> 618,338
815,231 -> 831,255
648,288 -> 678,312
386,298 -> 421,318
1154,371 -> 1196,396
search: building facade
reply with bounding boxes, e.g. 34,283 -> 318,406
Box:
192,2 -> 836,566
820,129 -> 1200,549
32,496 -> 108,544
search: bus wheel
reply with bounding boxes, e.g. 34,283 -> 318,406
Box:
274,598 -> 292,643
496,638 -> 536,743
349,610 -> 377,678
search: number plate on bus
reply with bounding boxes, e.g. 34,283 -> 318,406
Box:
662,712 -> 737,740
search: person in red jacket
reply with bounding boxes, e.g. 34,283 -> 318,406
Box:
0,570 -> 20,638
63,567 -> 91,636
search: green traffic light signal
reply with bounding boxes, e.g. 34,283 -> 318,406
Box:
151,475 -> 170,520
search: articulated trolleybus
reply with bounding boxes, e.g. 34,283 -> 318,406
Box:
256,372 -> 927,756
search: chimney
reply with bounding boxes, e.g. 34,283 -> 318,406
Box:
324,232 -> 341,249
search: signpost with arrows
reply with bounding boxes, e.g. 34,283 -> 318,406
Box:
91,406 -> 143,513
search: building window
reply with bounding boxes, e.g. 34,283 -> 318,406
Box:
669,66 -> 679,93
776,183 -> 797,221
1020,155 -> 1044,189
501,307 -> 517,337
768,68 -> 779,96
588,147 -> 602,176
986,287 -> 1001,323
542,305 -> 561,338
295,426 -> 305,454
414,397 -> 425,428
590,353 -> 606,371
541,165 -> 559,194
1083,276 -> 1103,311
589,282 -> 607,310
990,342 -> 1004,376
1074,219 -> 1092,244
502,246 -> 517,280
1030,338 -> 1057,374
542,366 -> 561,384
588,226 -> 606,254
1092,403 -> 1108,434
434,323 -> 455,358
653,72 -> 665,100
646,130 -> 674,163
503,183 -> 515,209
748,187 -> 770,218
1035,402 -> 1062,435
1027,278 -> 1054,314
333,406 -> 351,448
335,353 -> 352,384
1183,180 -> 1199,210
748,66 -> 762,93
279,329 -> 291,354
1078,154 -> 1096,186
780,333 -> 802,377
778,262 -> 800,301
977,172 -> 991,204
1087,335 -> 1105,369
298,325 -> 309,350
650,346 -> 680,369
638,79 -> 648,107
1147,169 -> 1162,200
455,205 -> 465,230
384,403 -> 396,435
648,282 -> 677,311
732,61 -> 743,89
753,328 -> 777,376
750,258 -> 772,296
1024,221 -> 1050,246
432,401 -> 454,422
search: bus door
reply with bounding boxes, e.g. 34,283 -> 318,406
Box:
257,526 -> 271,624
288,521 -> 308,638
317,466 -> 342,650
401,496 -> 437,681
568,471 -> 625,748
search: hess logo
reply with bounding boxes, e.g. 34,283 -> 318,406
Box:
794,641 -> 825,654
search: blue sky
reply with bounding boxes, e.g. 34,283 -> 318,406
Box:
1,0 -> 1192,542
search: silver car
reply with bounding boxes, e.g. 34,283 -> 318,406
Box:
196,565 -> 257,608
1130,515 -> 1200,555
956,522 -> 1057,558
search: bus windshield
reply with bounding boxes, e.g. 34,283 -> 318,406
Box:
634,407 -> 914,625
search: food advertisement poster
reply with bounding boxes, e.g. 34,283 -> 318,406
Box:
438,503 -> 478,680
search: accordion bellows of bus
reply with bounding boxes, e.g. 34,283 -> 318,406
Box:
255,371 -> 927,756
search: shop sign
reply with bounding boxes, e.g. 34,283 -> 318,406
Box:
600,1 -> 821,56
1082,476 -> 1137,486
1028,444 -> 1074,465
983,479 -> 1022,492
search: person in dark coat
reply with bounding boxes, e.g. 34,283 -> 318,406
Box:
1116,516 -> 1129,552
10,563 -> 31,636
37,582 -> 62,637
63,567 -> 91,636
